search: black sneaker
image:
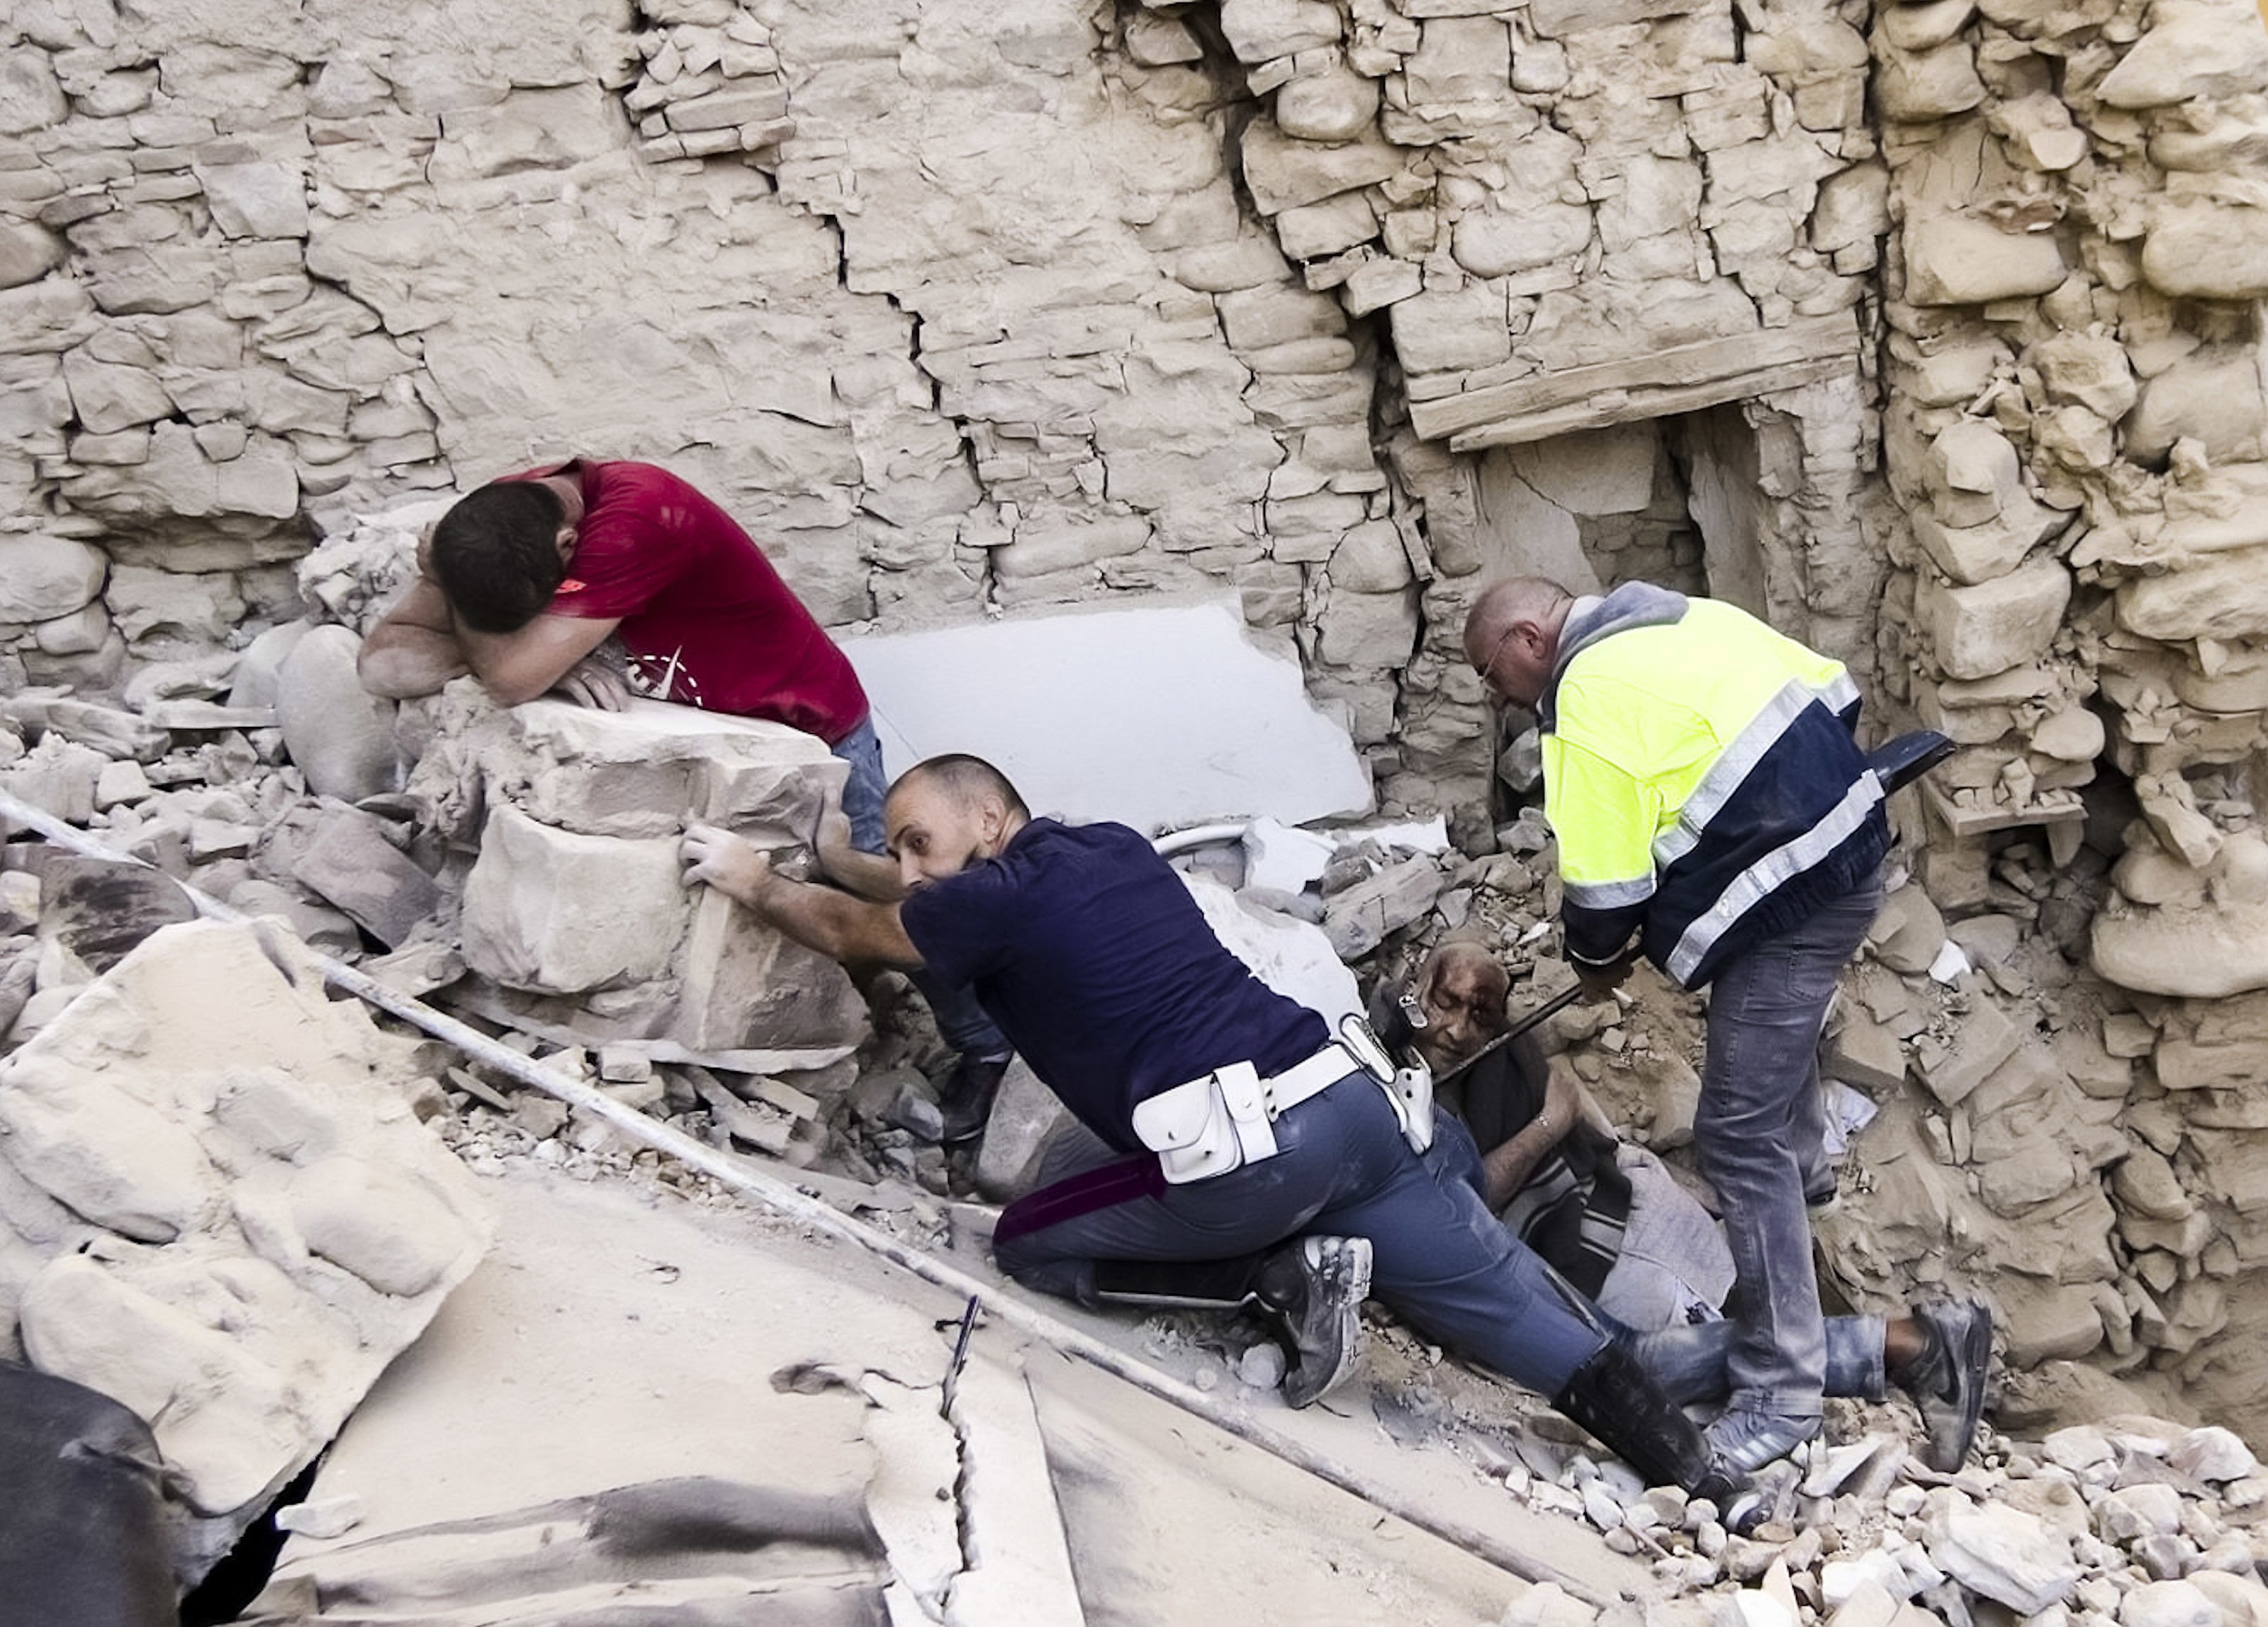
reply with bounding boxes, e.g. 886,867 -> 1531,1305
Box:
1261,1235 -> 1372,1408
1892,1299 -> 1992,1473
936,1052 -> 1011,1144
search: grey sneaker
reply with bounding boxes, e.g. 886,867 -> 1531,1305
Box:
1705,1407 -> 1820,1474
1722,1457 -> 1804,1537
1270,1235 -> 1372,1409
1893,1299 -> 1992,1473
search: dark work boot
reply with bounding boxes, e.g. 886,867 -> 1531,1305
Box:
1889,1300 -> 1993,1473
936,1052 -> 1012,1144
1553,1341 -> 1746,1506
1093,1235 -> 1372,1409
1255,1235 -> 1372,1408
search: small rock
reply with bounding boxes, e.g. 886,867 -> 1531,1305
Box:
276,1493 -> 364,1539
2169,1428 -> 2257,1485
597,1045 -> 655,1084
1237,1341 -> 1287,1390
2118,1580 -> 2218,1627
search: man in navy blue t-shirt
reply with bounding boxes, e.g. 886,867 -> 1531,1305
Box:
680,754 -> 1746,1502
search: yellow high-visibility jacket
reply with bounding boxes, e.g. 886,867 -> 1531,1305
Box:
1539,585 -> 1890,989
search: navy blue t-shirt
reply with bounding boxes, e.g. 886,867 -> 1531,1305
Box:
897,818 -> 1329,1154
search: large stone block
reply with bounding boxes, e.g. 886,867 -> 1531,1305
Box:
461,806 -> 686,993
415,691 -> 869,1066
1219,0 -> 1342,62
276,625 -> 401,803
2096,0 -> 2268,108
1240,116 -> 1405,215
1902,214 -> 2067,305
2141,204 -> 2268,300
0,921 -> 490,1576
0,535 -> 107,623
2116,545 -> 2268,642
1916,559 -> 2071,680
2126,349 -> 2267,464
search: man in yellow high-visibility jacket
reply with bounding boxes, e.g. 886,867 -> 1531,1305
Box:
1463,577 -> 1987,1475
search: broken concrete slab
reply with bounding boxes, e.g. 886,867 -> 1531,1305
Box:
843,596 -> 1374,833
1185,871 -> 1363,1022
0,692 -> 169,763
0,919 -> 490,1580
412,686 -> 851,843
943,1353 -> 1087,1627
1827,1011 -> 1908,1095
1323,855 -> 1446,960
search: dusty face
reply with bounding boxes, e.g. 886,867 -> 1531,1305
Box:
883,778 -> 1006,891
1470,619 -> 1556,713
1410,955 -> 1508,1072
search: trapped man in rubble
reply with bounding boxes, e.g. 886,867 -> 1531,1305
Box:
1462,577 -> 1993,1475
1387,939 -> 1992,1472
680,753 -> 1751,1507
356,459 -> 1011,1139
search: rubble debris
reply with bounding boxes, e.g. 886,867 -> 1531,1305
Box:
415,686 -> 870,1068
0,919 -> 490,1581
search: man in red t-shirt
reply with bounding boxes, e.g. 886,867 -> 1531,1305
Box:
359,459 -> 1012,1128
359,459 -> 867,734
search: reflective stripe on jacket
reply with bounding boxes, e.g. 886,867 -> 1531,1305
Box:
1540,590 -> 1890,989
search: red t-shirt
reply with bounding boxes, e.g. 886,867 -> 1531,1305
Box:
507,460 -> 869,745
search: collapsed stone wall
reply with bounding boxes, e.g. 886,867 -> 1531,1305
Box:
0,0 -> 1891,835
12,0 -> 2268,1441
1847,0 -> 2268,1443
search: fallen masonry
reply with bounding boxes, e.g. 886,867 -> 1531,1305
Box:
6,783 -> 2268,1626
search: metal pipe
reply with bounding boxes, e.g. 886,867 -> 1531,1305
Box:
0,788 -> 1612,1604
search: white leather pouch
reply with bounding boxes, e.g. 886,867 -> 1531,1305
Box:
1133,1075 -> 1244,1184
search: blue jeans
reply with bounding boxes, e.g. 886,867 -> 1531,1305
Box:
1693,865 -> 1886,1421
830,719 -> 1009,1061
993,1082 -> 1610,1396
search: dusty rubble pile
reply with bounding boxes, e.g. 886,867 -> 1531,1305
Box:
0,918 -> 490,1580
0,631 -> 2241,1454
1501,1412 -> 2268,1627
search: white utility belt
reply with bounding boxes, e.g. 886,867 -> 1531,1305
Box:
1132,1026 -> 1435,1186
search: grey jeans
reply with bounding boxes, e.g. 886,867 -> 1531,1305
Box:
1693,865 -> 1885,1421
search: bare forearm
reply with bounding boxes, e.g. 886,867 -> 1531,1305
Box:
1481,1066 -> 1582,1210
819,843 -> 904,903
739,870 -> 921,967
1482,1129 -> 1560,1210
358,622 -> 468,698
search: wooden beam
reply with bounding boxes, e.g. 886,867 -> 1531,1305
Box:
1408,310 -> 1861,446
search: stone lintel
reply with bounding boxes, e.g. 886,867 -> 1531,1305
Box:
1408,310 -> 1860,448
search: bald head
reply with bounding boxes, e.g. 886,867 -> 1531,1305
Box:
1408,938 -> 1511,1070
888,753 -> 1029,821
1464,577 -> 1574,711
882,754 -> 1031,889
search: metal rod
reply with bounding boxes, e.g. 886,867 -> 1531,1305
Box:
0,788 -> 1612,1604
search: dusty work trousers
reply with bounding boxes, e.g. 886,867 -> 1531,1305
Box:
991,1075 -> 1610,1397
1693,865 -> 1885,1423
1625,1315 -> 1888,1407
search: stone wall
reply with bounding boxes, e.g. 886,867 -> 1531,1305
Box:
1863,0 -> 2268,1439
0,0 -> 1894,839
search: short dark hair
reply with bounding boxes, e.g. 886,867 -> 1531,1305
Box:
430,482 -> 570,634
888,754 -> 1030,821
